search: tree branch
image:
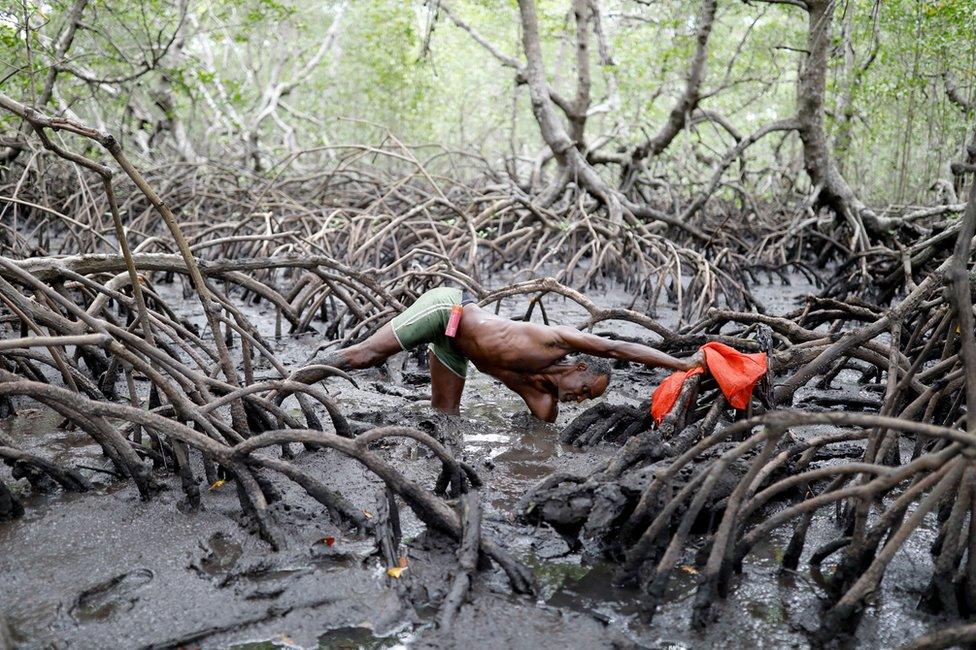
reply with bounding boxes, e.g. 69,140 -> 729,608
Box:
631,0 -> 718,162
945,71 -> 975,113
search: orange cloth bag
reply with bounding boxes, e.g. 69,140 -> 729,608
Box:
651,342 -> 767,425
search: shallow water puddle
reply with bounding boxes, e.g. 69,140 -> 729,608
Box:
230,625 -> 404,650
315,625 -> 402,649
198,532 -> 244,575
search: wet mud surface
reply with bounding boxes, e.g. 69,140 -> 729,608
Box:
0,275 -> 950,648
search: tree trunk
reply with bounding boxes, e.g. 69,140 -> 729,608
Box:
516,0 -> 622,222
796,0 -> 883,237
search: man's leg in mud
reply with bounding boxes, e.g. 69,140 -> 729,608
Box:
337,323 -> 404,369
291,323 -> 403,383
429,350 -> 465,415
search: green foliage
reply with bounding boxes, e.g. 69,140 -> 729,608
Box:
338,1 -> 432,122
0,0 -> 973,204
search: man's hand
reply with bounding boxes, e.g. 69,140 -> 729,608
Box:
679,350 -> 705,372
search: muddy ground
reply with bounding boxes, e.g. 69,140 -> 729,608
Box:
0,275 -> 951,649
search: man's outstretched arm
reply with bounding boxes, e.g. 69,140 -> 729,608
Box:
555,327 -> 700,371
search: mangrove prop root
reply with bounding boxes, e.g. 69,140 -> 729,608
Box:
437,490 -> 482,632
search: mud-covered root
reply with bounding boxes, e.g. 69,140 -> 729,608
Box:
375,487 -> 403,568
434,460 -> 483,498
437,490 -> 482,632
352,426 -> 480,498
0,444 -> 92,493
901,622 -> 976,650
656,374 -> 702,439
521,381 -> 736,557
517,473 -> 593,544
559,401 -> 652,448
230,462 -> 286,551
229,424 -> 534,594
527,404 -> 976,637
690,428 -> 783,628
0,370 -> 532,593
919,464 -> 975,617
629,425 -> 782,621
248,455 -> 371,532
0,479 -> 25,521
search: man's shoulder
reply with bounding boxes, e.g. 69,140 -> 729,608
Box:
543,324 -> 577,346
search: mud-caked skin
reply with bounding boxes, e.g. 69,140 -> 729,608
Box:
293,288 -> 702,422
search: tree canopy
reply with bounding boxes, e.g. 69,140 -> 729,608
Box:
2,0 -> 973,204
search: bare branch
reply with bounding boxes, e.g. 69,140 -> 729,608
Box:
440,2 -> 521,69
945,71 -> 975,113
631,0 -> 718,162
745,0 -> 808,8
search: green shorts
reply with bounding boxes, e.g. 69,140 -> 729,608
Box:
391,287 -> 468,378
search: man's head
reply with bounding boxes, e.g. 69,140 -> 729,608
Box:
552,354 -> 612,403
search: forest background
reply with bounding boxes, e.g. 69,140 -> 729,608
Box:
2,0 -> 974,211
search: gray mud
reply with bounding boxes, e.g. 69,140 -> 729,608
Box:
0,273 -> 949,649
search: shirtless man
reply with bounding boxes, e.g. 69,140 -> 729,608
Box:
296,287 -> 701,422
